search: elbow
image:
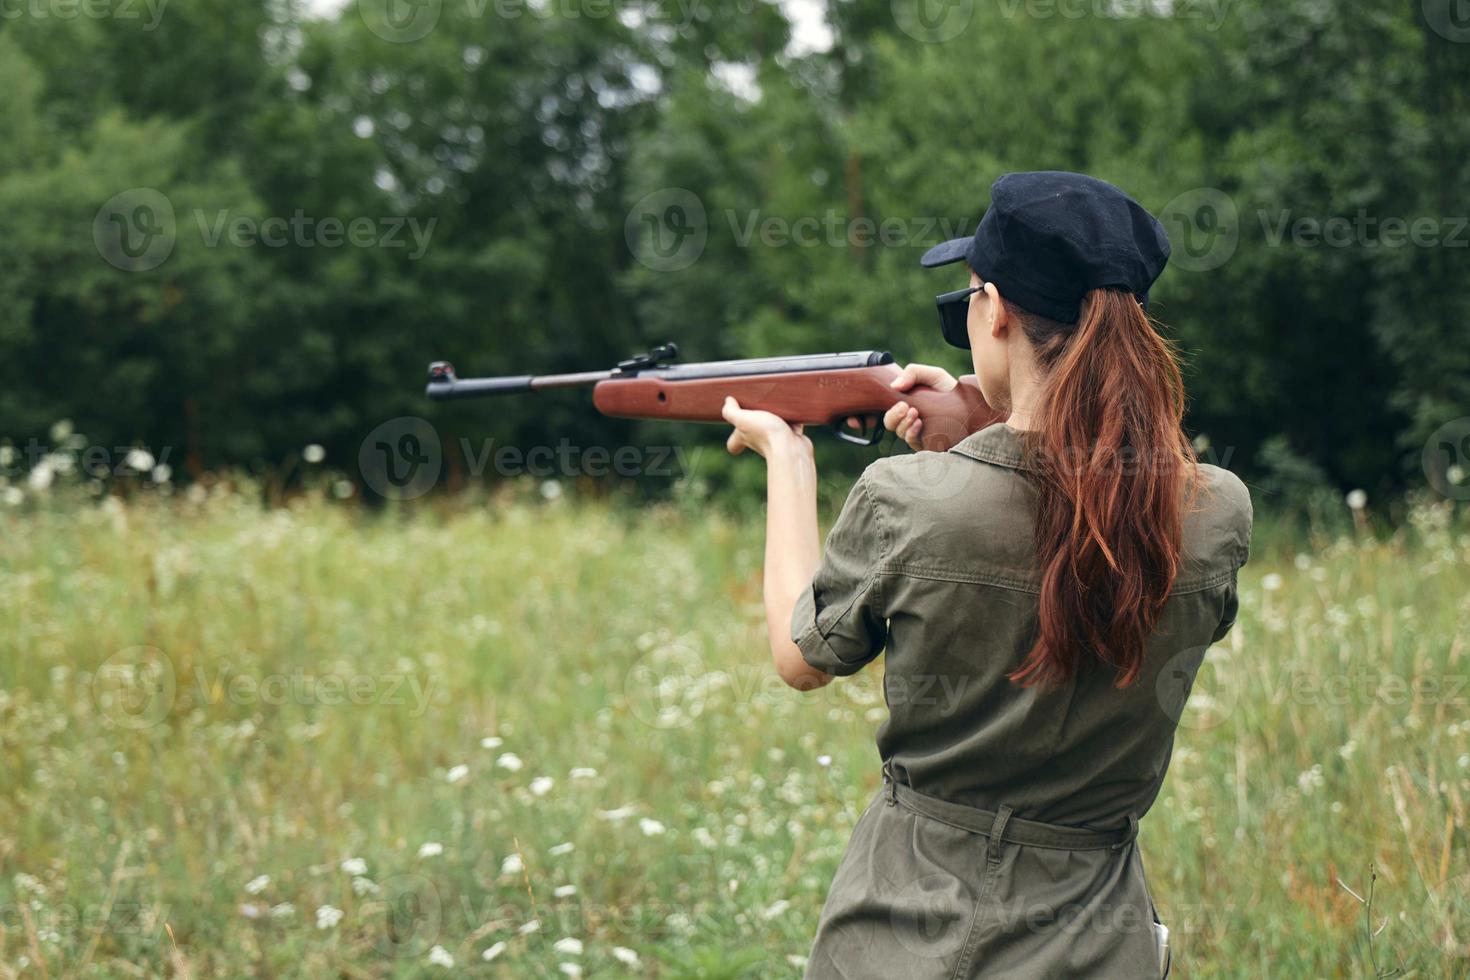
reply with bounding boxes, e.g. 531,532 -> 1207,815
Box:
784,669 -> 834,692
771,638 -> 833,691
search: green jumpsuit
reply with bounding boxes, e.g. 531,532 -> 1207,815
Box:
792,424 -> 1252,979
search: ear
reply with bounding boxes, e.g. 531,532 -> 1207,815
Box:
984,282 -> 1009,339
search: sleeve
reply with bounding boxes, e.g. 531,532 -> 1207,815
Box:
1210,484 -> 1252,645
790,473 -> 889,676
1210,569 -> 1240,644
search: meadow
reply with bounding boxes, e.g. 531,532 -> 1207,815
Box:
1,484 -> 1467,978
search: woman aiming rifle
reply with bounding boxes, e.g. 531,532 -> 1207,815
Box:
721,171 -> 1251,978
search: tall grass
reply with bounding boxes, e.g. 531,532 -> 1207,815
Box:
1,487 -> 1466,977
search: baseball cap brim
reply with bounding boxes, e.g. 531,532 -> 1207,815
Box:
919,237 -> 971,268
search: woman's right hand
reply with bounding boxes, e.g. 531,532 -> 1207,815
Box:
883,363 -> 960,450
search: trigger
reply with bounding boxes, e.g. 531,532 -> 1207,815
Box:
832,415 -> 883,447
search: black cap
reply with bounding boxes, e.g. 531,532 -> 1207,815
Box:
921,171 -> 1170,325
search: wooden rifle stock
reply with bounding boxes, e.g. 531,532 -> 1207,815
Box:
592,363 -> 999,452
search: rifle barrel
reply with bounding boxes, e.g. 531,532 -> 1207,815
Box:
531,370 -> 618,389
425,351 -> 894,401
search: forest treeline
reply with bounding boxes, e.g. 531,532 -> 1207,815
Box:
1,0 -> 1467,503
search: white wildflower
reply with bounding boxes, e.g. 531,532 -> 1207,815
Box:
50,419 -> 74,442
763,899 -> 791,920
549,842 -> 575,856
446,764 -> 470,783
598,806 -> 636,822
558,964 -> 582,978
245,875 -> 270,895
240,903 -> 261,919
315,905 -> 344,930
125,448 -> 155,472
496,753 -> 523,772
270,903 -> 295,919
340,857 -> 368,876
417,841 -> 444,858
817,755 -> 832,767
569,767 -> 597,780
530,776 -> 555,796
554,884 -> 578,898
482,941 -> 507,961
481,736 -> 503,749
427,945 -> 454,968
1262,573 -> 1283,592
27,462 -> 54,492
1297,765 -> 1325,794
552,937 -> 584,955
1346,489 -> 1367,511
501,853 -> 524,876
352,876 -> 379,896
151,464 -> 171,485
639,818 -> 666,837
517,918 -> 541,935
540,480 -> 563,501
613,947 -> 640,967
303,444 -> 326,464
2,487 -> 22,506
13,873 -> 45,896
787,954 -> 809,969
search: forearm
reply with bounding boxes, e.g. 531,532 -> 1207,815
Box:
761,442 -> 830,690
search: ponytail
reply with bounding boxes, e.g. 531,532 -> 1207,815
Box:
1009,288 -> 1196,689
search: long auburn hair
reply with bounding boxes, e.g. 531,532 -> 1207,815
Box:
1009,288 -> 1196,690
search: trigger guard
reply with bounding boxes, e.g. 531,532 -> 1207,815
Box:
831,415 -> 883,447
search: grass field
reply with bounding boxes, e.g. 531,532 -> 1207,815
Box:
1,485 -> 1468,977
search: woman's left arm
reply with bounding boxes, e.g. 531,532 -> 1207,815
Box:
720,397 -> 833,691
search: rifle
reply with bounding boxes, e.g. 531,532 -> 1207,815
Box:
426,343 -> 1001,450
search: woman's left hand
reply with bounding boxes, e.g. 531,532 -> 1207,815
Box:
721,397 -> 813,459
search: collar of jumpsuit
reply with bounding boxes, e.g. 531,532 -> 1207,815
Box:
948,421 -> 1029,471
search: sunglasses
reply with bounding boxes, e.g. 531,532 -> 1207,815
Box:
934,282 -> 984,349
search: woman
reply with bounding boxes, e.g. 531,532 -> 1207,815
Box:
721,171 -> 1251,978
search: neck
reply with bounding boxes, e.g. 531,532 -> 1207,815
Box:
1003,368 -> 1044,431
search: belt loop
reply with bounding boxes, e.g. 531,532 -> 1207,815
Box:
986,804 -> 1014,865
882,760 -> 897,805
1112,813 -> 1139,851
